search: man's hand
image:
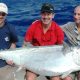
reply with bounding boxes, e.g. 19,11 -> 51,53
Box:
6,60 -> 14,65
23,41 -> 33,47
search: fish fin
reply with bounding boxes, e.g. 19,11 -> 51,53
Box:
62,41 -> 71,55
63,41 -> 70,48
61,71 -> 72,79
26,42 -> 33,47
16,66 -> 23,72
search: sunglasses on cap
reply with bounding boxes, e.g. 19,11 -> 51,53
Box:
0,12 -> 6,16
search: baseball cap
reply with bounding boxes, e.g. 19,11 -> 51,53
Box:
41,3 -> 54,13
0,3 -> 8,14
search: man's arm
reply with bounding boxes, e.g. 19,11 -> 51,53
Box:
23,41 -> 33,47
6,43 -> 17,65
10,43 -> 16,49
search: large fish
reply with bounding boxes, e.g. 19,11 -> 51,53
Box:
0,44 -> 80,78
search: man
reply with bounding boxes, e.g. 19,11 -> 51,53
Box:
23,3 -> 64,80
0,3 -> 18,80
62,5 -> 80,80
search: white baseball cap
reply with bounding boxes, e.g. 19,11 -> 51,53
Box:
0,3 -> 8,14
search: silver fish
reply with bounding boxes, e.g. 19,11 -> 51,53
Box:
0,45 -> 80,78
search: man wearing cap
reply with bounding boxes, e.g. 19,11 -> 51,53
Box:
0,3 -> 18,80
23,3 -> 65,80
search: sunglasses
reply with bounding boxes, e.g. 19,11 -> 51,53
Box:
0,12 -> 6,16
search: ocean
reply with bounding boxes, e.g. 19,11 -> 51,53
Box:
0,0 -> 80,47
